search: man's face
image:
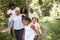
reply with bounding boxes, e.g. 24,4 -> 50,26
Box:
30,8 -> 33,13
11,6 -> 15,10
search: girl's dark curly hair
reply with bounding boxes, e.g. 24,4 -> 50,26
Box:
22,16 -> 31,23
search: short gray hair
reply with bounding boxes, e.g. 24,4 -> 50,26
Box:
15,7 -> 20,12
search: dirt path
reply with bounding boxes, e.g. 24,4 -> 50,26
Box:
0,28 -> 9,33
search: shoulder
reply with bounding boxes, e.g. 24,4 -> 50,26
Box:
20,14 -> 23,16
19,14 -> 23,17
7,9 -> 11,12
29,12 -> 31,14
36,23 -> 40,27
12,10 -> 15,12
18,14 -> 23,19
34,11 -> 36,13
7,9 -> 12,14
34,22 -> 40,26
11,15 -> 16,19
7,9 -> 10,12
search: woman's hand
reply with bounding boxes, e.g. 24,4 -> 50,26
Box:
7,28 -> 11,33
8,19 -> 14,33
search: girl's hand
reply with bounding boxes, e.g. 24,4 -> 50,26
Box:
9,13 -> 12,15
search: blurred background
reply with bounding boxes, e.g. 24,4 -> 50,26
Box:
0,0 -> 60,40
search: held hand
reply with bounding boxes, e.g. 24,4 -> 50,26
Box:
9,13 -> 12,15
31,24 -> 35,29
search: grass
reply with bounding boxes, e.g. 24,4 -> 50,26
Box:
43,19 -> 60,40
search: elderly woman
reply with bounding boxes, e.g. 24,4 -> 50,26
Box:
9,7 -> 24,40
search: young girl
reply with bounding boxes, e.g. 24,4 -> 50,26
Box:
31,17 -> 42,40
31,17 -> 40,31
22,16 -> 38,40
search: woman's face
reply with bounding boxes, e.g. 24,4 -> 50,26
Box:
15,10 -> 20,16
30,8 -> 33,13
22,9 -> 25,13
22,20 -> 29,26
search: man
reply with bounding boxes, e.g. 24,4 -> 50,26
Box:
28,8 -> 39,20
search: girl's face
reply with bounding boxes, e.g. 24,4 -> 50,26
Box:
22,20 -> 29,26
32,19 -> 37,23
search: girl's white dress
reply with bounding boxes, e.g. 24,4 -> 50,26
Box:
25,24 -> 35,40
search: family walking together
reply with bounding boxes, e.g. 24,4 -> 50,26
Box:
7,3 -> 42,40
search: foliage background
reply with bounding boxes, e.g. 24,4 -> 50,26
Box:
0,0 -> 60,40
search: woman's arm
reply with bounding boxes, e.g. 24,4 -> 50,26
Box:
31,24 -> 41,35
31,25 -> 37,33
8,20 -> 14,32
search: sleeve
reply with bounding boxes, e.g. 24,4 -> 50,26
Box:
37,23 -> 40,29
11,16 -> 14,20
38,23 -> 42,34
7,10 -> 10,14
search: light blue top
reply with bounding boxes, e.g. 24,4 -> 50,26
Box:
12,14 -> 24,30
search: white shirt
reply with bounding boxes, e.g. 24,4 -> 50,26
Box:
7,9 -> 15,21
12,14 -> 24,30
25,24 -> 35,40
28,12 -> 39,20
